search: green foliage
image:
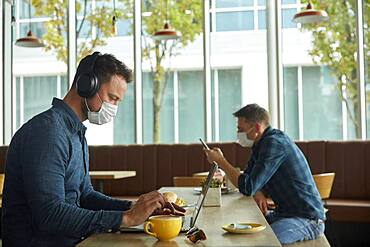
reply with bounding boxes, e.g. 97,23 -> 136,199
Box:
32,0 -> 120,63
201,178 -> 222,188
300,0 -> 370,137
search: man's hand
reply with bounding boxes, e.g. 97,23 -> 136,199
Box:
204,148 -> 225,166
121,191 -> 165,227
253,191 -> 268,215
152,202 -> 186,216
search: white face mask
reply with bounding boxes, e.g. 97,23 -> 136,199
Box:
237,127 -> 254,147
85,94 -> 118,125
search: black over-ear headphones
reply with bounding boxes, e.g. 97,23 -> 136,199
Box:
76,51 -> 101,98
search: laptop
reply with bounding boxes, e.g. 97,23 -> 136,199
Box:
120,162 -> 218,233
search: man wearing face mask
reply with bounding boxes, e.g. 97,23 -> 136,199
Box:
2,52 -> 184,247
205,104 -> 325,245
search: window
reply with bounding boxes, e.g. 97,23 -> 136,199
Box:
283,67 -> 299,140
211,0 -> 265,32
283,66 -> 343,140
211,69 -> 242,141
216,11 -> 254,32
14,75 -> 68,130
302,66 -> 342,140
215,0 -> 253,8
113,82 -> 135,144
178,71 -> 205,143
282,8 -> 297,29
142,72 -> 174,144
19,22 -> 45,39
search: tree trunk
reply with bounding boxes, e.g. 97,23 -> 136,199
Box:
153,45 -> 163,143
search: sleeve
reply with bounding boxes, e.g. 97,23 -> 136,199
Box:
238,138 -> 286,196
80,173 -> 132,211
22,122 -> 123,238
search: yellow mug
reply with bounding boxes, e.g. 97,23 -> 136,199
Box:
144,215 -> 182,241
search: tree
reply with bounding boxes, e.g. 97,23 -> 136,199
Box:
301,0 -> 370,138
33,0 -> 202,143
120,0 -> 202,143
32,0 -> 121,63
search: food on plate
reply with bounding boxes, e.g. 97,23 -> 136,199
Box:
175,197 -> 185,207
162,191 -> 178,203
162,191 -> 186,206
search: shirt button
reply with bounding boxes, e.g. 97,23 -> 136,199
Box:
81,237 -> 85,240
107,229 -> 112,232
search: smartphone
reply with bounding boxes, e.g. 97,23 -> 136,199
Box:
199,138 -> 219,167
199,138 -> 210,150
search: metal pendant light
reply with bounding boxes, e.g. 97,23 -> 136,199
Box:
293,2 -> 328,24
152,0 -> 180,41
15,0 -> 44,47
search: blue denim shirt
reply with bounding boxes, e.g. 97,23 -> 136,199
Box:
2,98 -> 132,247
238,127 -> 325,221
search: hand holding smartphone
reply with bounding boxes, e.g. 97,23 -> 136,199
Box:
199,138 -> 218,167
199,138 -> 210,150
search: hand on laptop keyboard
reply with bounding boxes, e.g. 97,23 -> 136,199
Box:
152,202 -> 186,216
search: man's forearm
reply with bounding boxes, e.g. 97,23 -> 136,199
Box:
218,158 -> 240,188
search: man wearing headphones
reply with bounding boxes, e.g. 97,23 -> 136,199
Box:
2,52 -> 184,246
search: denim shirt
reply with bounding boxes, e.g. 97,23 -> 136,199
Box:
238,127 -> 325,221
2,98 -> 132,247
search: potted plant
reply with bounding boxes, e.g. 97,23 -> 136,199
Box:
201,178 -> 222,207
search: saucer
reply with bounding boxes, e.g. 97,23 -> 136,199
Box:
222,223 -> 266,234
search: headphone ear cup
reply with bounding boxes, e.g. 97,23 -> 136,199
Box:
89,73 -> 100,97
76,73 -> 96,98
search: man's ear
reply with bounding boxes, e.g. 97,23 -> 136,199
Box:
255,122 -> 262,133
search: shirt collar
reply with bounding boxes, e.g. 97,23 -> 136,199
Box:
252,125 -> 272,150
52,97 -> 86,133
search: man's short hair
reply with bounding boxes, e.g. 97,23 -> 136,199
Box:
72,53 -> 133,87
233,104 -> 270,125
94,53 -> 133,84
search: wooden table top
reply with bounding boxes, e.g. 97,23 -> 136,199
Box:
78,187 -> 281,247
89,171 -> 136,180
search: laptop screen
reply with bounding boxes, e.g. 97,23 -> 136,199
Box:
190,163 -> 218,228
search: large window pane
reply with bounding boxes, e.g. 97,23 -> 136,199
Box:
215,0 -> 253,8
178,71 -> 205,143
282,8 -> 297,29
23,76 -> 57,124
302,66 -> 342,140
216,11 -> 254,31
114,82 -> 135,144
141,0 -> 203,144
282,0 -> 296,4
19,22 -> 45,39
142,72 -> 174,143
283,67 -> 299,140
216,69 -> 242,141
258,10 -> 266,30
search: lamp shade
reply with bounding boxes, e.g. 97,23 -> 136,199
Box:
153,23 -> 180,41
15,30 -> 44,48
293,3 -> 328,24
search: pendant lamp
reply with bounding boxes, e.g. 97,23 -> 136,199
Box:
152,0 -> 180,41
293,2 -> 328,24
15,0 -> 44,47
